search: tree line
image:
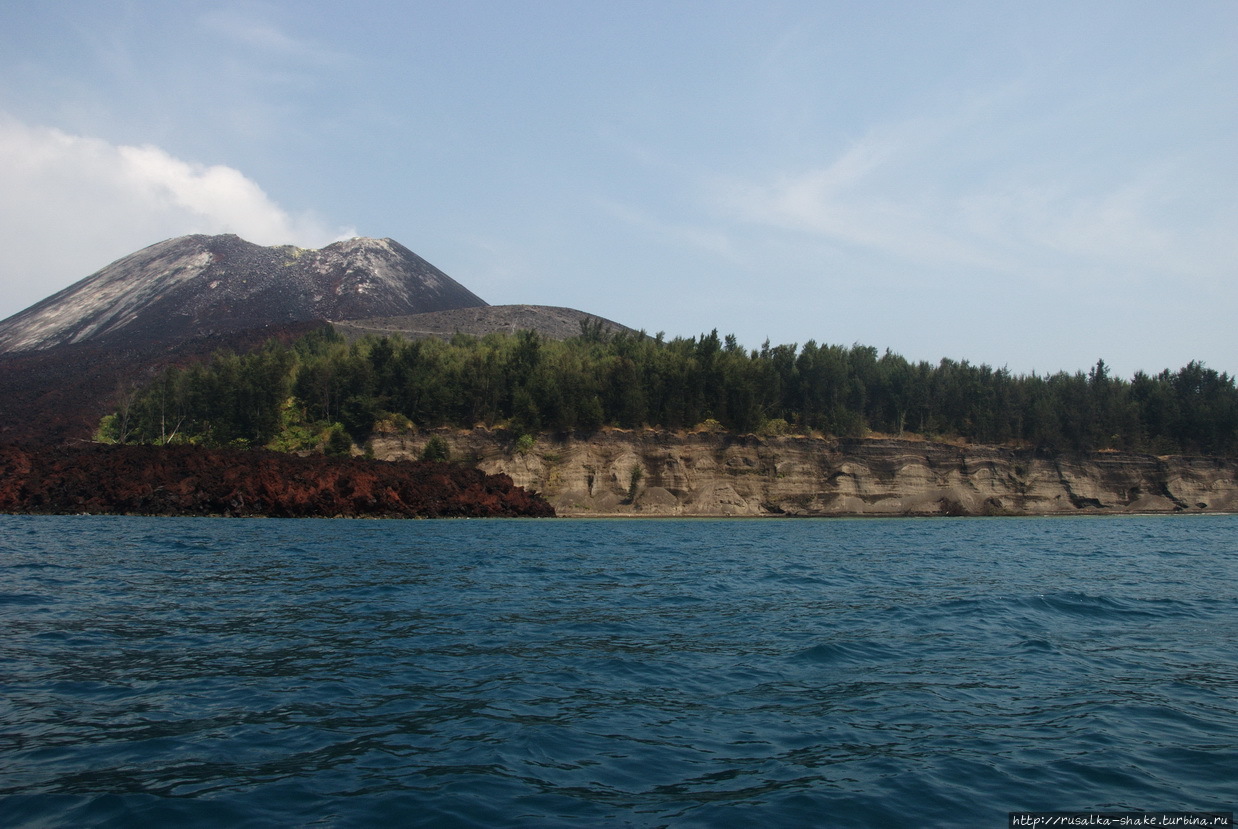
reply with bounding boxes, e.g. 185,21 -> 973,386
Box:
98,323 -> 1238,455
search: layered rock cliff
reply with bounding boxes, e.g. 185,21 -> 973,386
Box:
370,428 -> 1238,517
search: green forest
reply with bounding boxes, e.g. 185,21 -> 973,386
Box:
99,323 -> 1238,456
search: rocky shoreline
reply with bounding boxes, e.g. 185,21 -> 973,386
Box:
369,428 -> 1238,517
0,444 -> 554,518
3,433 -> 1233,520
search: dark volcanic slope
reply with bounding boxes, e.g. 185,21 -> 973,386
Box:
0,234 -> 487,353
333,305 -> 637,342
0,322 -> 327,446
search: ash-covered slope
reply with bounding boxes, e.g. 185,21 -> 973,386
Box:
0,234 -> 488,353
334,305 -> 637,343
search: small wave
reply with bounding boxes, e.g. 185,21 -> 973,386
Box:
1013,637 -> 1057,653
0,592 -> 55,606
790,640 -> 902,666
7,560 -> 74,570
1027,592 -> 1202,621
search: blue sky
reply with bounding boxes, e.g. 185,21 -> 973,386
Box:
1,1 -> 1234,377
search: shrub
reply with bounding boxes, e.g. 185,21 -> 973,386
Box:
324,424 -> 353,456
94,414 -> 121,444
373,411 -> 414,433
758,418 -> 790,437
421,435 -> 450,462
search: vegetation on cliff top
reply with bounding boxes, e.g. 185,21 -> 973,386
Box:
99,325 -> 1238,455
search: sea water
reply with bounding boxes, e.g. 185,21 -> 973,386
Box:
1,515 -> 1235,827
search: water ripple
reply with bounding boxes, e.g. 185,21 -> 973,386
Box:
1,514 -> 1235,827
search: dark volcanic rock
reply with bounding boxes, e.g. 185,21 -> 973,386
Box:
0,234 -> 487,353
0,444 -> 555,518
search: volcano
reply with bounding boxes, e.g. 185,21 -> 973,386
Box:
0,234 -> 488,353
0,234 -> 494,443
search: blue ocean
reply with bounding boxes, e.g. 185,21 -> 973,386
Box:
1,515 -> 1235,827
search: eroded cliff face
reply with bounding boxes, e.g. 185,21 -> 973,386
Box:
370,428 -> 1238,517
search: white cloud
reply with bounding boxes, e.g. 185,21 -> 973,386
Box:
198,9 -> 349,65
720,108 -> 1237,293
0,117 -> 354,319
722,130 -> 1005,275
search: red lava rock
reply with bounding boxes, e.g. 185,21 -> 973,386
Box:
0,444 -> 555,519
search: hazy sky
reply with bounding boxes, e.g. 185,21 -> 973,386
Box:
1,1 -> 1234,377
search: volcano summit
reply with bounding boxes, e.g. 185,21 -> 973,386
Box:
0,234 -> 488,353
0,233 -> 637,443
